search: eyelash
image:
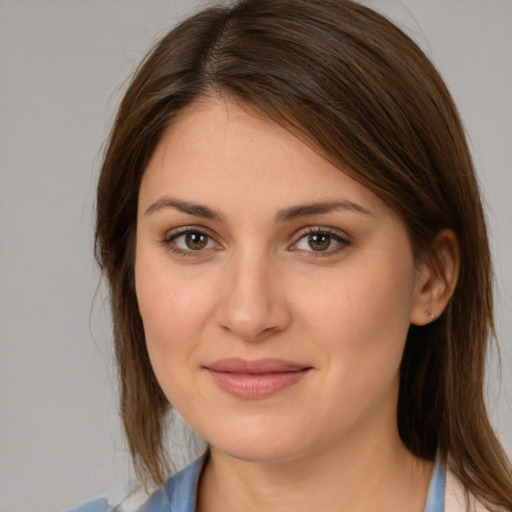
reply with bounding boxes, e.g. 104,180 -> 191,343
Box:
291,227 -> 351,258
162,227 -> 220,257
162,227 -> 351,258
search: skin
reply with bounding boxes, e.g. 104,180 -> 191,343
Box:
135,97 -> 459,512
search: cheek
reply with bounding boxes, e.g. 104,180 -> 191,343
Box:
293,264 -> 415,432
293,256 -> 416,388
134,249 -> 215,371
134,262 -> 215,410
297,261 -> 414,342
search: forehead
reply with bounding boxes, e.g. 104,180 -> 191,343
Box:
145,98 -> 327,183
136,97 -> 415,243
140,98 -> 385,214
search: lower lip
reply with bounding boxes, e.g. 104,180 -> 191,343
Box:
206,369 -> 311,399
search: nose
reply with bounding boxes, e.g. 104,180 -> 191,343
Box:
214,250 -> 291,342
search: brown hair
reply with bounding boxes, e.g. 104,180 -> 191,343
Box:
95,0 -> 512,507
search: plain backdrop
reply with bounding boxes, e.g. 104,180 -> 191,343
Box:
1,1 -> 511,511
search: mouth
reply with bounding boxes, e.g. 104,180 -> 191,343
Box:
203,358 -> 313,399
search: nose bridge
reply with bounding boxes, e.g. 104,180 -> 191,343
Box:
216,244 -> 289,341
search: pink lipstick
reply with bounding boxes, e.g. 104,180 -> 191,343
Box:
204,358 -> 312,399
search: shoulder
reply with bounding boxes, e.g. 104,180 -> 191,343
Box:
67,455 -> 206,512
138,455 -> 204,512
66,497 -> 116,512
445,467 -> 509,512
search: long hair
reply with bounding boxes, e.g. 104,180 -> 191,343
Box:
95,0 -> 512,507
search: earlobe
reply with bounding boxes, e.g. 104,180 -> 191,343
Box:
410,229 -> 460,326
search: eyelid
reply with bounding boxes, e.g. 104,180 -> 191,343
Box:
160,224 -> 351,258
162,225 -> 215,241
289,226 -> 351,256
162,225 -> 223,256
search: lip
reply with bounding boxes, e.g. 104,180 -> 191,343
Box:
204,358 -> 312,399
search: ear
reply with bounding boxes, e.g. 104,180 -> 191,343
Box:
410,229 -> 460,326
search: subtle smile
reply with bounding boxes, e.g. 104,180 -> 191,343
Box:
203,358 -> 313,399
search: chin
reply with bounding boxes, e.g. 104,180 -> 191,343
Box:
215,441 -> 307,465
201,417 -> 311,464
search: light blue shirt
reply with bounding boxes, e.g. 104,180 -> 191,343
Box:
68,454 -> 445,512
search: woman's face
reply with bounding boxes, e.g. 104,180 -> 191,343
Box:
135,98 -> 427,463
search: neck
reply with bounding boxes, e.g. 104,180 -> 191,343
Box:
197,430 -> 433,512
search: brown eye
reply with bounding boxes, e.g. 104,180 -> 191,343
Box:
167,230 -> 216,254
308,233 -> 331,251
292,229 -> 349,256
185,232 -> 209,250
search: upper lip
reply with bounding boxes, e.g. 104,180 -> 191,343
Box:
204,358 -> 311,374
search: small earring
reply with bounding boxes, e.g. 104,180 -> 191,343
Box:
425,311 -> 436,320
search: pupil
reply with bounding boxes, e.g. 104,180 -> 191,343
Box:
309,233 -> 330,251
185,232 -> 207,250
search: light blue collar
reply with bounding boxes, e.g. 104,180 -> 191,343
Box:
69,453 -> 445,512
144,453 -> 446,512
424,457 -> 445,512
139,455 -> 205,512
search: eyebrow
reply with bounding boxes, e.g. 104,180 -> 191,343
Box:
144,197 -> 224,221
144,196 -> 373,221
275,199 -> 373,222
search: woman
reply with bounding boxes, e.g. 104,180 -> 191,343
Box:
72,0 -> 512,510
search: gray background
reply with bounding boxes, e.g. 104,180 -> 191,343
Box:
1,1 -> 511,511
